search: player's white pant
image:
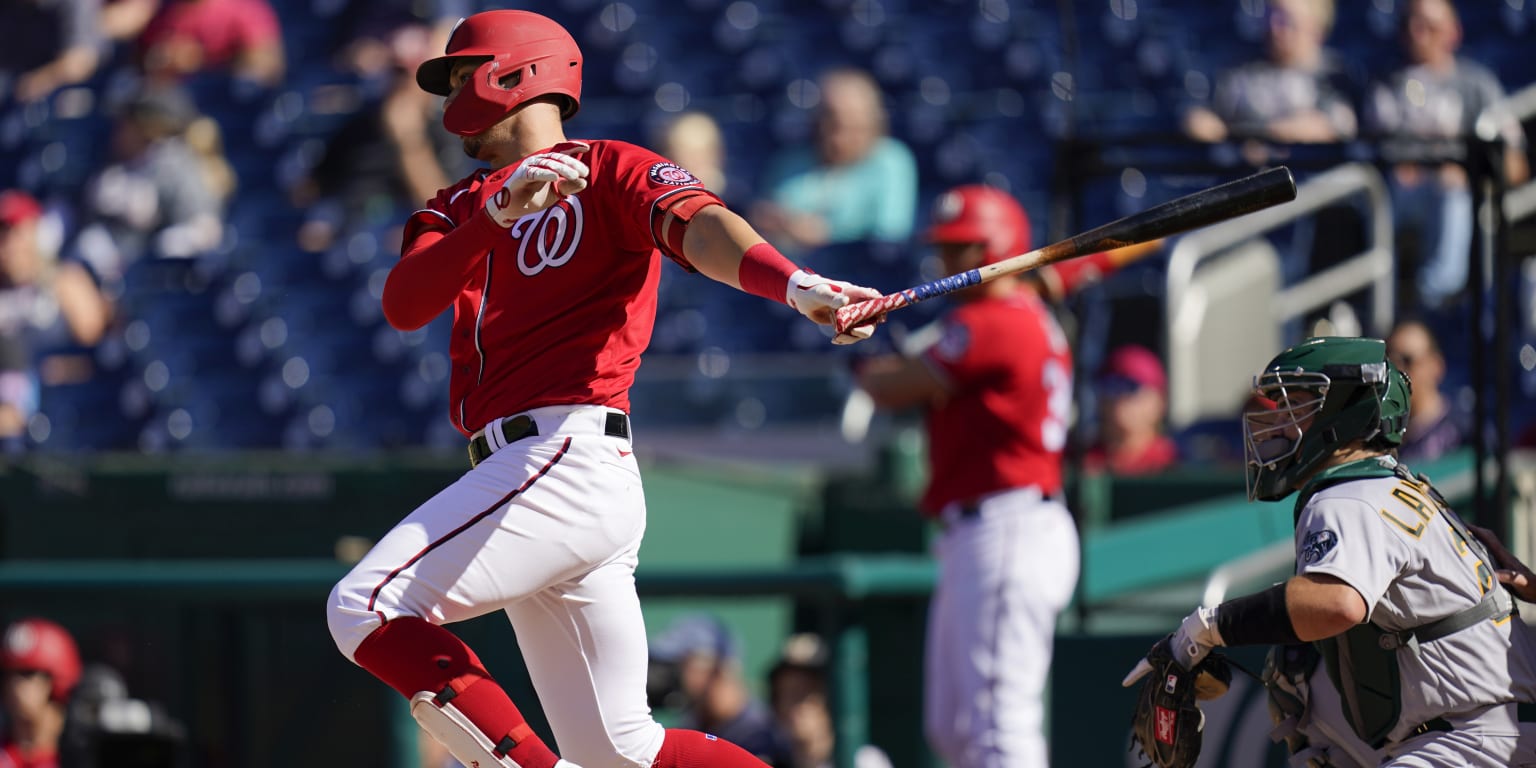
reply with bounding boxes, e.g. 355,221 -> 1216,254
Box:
1382,702 -> 1536,768
327,405 -> 664,768
923,486 -> 1080,768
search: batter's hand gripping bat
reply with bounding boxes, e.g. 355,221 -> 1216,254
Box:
833,166 -> 1299,334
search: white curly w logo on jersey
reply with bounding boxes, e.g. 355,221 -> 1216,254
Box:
510,196 -> 584,276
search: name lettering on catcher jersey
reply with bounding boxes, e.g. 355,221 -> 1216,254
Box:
510,197 -> 585,276
1379,479 -> 1437,538
1379,476 -> 1496,595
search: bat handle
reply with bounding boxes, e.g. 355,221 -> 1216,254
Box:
833,269 -> 983,333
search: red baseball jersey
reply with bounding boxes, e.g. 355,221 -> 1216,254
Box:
919,288 -> 1072,515
397,140 -> 715,436
0,742 -> 58,768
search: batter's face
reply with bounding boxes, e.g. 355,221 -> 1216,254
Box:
446,59 -> 514,160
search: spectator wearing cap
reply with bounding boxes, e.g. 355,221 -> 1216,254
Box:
70,83 -> 225,289
649,614 -> 794,768
1,618 -> 82,768
0,190 -> 112,446
1086,345 -> 1179,476
767,634 -> 892,768
0,0 -> 104,104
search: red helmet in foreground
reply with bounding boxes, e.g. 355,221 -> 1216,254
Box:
926,185 -> 1031,266
2,618 -> 82,702
416,10 -> 583,136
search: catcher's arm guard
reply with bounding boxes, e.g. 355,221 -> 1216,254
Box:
1129,637 -> 1233,768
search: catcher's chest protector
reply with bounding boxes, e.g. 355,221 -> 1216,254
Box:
1314,471 -> 1515,748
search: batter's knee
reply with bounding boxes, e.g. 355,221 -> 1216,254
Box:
326,578 -> 385,662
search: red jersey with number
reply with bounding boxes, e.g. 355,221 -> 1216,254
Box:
396,140 -> 714,436
919,288 -> 1072,515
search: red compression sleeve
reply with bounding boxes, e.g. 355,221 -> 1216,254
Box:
382,210 -> 505,331
737,242 -> 800,305
353,617 -> 560,768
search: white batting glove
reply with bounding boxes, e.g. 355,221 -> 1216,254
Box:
786,269 -> 882,345
1121,606 -> 1224,687
485,141 -> 590,227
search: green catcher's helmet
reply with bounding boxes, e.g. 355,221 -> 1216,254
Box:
1243,337 -> 1412,501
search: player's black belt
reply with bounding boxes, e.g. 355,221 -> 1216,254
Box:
468,411 -> 631,468
1408,701 -> 1536,740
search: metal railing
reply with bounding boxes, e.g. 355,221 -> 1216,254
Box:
1164,162 -> 1395,428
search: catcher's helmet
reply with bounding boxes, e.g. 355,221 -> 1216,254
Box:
2,618 -> 82,702
416,11 -> 583,136
1243,337 -> 1412,502
926,185 -> 1030,266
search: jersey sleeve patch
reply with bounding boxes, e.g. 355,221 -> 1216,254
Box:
648,162 -> 702,187
1299,529 -> 1339,565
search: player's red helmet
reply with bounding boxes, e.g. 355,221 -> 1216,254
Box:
926,185 -> 1031,266
416,10 -> 583,136
2,618 -> 82,702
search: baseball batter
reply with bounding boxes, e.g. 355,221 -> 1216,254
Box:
1124,336 -> 1536,767
855,185 -> 1079,768
323,11 -> 879,768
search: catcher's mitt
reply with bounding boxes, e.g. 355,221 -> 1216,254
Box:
1129,637 -> 1233,768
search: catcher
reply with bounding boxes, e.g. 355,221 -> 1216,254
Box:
1124,337 -> 1536,767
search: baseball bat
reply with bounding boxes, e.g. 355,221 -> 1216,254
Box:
834,166 -> 1298,333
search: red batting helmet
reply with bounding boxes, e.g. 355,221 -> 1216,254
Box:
926,185 -> 1031,266
416,11 -> 583,136
2,618 -> 82,702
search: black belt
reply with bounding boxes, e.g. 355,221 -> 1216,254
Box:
1409,701 -> 1536,740
468,411 -> 630,467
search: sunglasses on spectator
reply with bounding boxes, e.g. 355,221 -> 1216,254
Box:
3,668 -> 47,679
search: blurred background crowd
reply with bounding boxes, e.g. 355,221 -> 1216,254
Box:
0,0 -> 1529,463
3,0 -> 1536,766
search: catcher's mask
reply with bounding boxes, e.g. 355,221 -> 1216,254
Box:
416,10 -> 583,136
926,184 -> 1031,266
1243,337 -> 1411,502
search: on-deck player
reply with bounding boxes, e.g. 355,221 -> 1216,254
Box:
854,185 -> 1080,767
1124,336 -> 1536,767
324,10 -> 879,768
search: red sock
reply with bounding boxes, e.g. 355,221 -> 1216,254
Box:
652,729 -> 769,768
353,617 -> 560,768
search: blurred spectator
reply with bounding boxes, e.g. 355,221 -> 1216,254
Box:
70,84 -> 225,290
751,67 -> 917,254
292,20 -> 468,251
1183,0 -> 1357,145
648,614 -> 794,768
0,191 -> 112,446
1386,319 -> 1466,463
767,633 -> 893,768
0,0 -> 104,105
1363,0 -> 1529,313
137,0 -> 284,88
654,111 -> 730,201
331,0 -> 466,80
1,618 -> 81,767
1085,344 -> 1179,476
